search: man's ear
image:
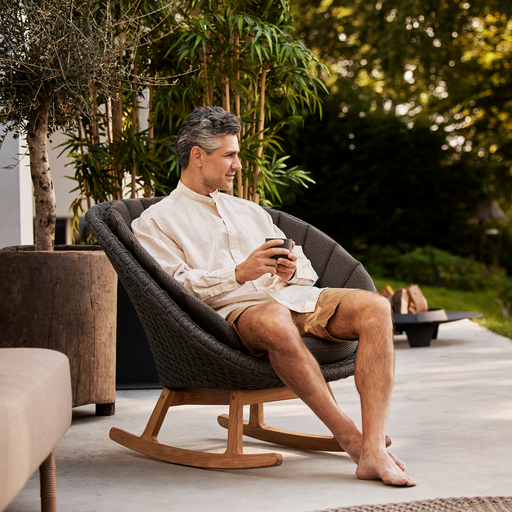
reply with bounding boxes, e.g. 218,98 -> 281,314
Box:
189,146 -> 205,168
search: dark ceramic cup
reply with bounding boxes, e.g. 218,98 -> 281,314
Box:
265,238 -> 293,260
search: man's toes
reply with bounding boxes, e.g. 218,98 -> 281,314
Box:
404,475 -> 417,487
388,451 -> 406,471
384,472 -> 416,487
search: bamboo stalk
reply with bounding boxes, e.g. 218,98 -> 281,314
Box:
148,76 -> 155,141
143,183 -> 152,198
112,26 -> 125,201
252,78 -> 258,136
234,29 -> 242,198
257,70 -> 267,146
131,61 -> 138,199
237,169 -> 243,198
203,50 -> 211,107
252,68 -> 267,202
112,91 -> 123,200
77,121 -> 92,211
243,177 -> 248,200
144,74 -> 155,198
234,29 -> 240,118
208,30 -> 213,107
90,83 -> 100,146
105,97 -> 112,145
224,79 -> 231,113
224,75 -> 234,195
89,83 -> 102,204
131,62 -> 138,129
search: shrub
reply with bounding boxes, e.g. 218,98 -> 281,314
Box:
397,246 -> 505,290
499,277 -> 512,315
356,244 -> 412,278
359,245 -> 505,291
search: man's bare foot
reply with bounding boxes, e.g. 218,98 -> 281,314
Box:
356,448 -> 416,486
337,435 -> 407,473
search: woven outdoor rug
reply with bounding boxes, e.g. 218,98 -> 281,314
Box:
311,497 -> 512,512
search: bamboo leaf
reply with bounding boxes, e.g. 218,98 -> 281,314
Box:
255,43 -> 262,63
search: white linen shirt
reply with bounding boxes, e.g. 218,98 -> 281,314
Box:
131,181 -> 324,319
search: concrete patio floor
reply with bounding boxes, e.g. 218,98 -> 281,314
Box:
7,319 -> 512,512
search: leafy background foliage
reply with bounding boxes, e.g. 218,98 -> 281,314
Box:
57,0 -> 328,224
280,0 -> 512,275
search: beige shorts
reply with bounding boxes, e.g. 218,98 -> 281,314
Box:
225,288 -> 360,356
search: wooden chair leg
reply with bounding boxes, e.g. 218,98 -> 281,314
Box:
217,383 -> 392,452
110,388 -> 283,469
39,449 -> 57,512
218,400 -> 344,452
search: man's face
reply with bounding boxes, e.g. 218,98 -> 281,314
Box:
197,134 -> 242,194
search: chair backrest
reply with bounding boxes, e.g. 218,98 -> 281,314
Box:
263,208 -> 377,291
86,197 -> 374,390
109,197 -> 243,352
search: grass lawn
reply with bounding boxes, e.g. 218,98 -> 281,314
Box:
372,276 -> 512,341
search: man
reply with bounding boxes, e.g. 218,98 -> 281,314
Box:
132,106 -> 416,486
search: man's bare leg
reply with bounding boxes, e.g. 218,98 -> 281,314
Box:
235,294 -> 416,486
325,291 -> 415,485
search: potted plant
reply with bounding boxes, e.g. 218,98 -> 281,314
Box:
0,0 -> 152,414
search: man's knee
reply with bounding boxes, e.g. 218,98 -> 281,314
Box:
356,292 -> 393,333
239,303 -> 300,351
335,290 -> 392,334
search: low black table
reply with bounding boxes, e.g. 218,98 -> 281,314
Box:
393,310 -> 483,347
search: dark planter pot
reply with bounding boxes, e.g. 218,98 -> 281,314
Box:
116,280 -> 159,388
0,245 -> 118,415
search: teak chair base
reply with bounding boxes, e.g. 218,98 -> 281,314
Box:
110,384 -> 372,470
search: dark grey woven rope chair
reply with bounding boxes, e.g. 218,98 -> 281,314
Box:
85,197 -> 378,470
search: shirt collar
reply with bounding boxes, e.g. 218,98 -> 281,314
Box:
177,180 -> 218,204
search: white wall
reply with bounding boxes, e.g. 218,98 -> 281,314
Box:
0,129 -> 85,248
0,131 -> 34,248
48,131 -> 85,218
49,90 -> 150,218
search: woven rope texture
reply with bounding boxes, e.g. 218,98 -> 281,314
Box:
85,198 -> 377,390
313,497 -> 512,512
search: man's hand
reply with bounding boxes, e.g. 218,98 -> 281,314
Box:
235,239 -> 297,284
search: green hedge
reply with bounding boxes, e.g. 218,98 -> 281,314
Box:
359,244 -> 512,315
359,245 -> 505,291
500,279 -> 512,314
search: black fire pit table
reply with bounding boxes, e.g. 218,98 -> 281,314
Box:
393,309 -> 483,347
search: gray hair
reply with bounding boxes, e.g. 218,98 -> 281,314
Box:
176,106 -> 242,170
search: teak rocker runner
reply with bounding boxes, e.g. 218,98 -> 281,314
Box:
86,197 -> 380,470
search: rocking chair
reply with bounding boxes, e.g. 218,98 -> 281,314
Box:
85,197 -> 378,469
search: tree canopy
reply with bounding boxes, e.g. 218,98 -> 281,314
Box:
292,0 -> 512,215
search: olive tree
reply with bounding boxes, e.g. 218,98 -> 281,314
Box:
0,0 -> 140,250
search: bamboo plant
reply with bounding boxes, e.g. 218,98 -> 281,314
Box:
63,0 -> 328,220
154,0 -> 328,205
59,0 -> 179,232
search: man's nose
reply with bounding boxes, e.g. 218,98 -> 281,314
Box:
233,154 -> 242,170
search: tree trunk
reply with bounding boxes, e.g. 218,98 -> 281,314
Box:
27,96 -> 56,251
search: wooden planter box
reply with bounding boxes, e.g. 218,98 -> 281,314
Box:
0,245 -> 117,415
